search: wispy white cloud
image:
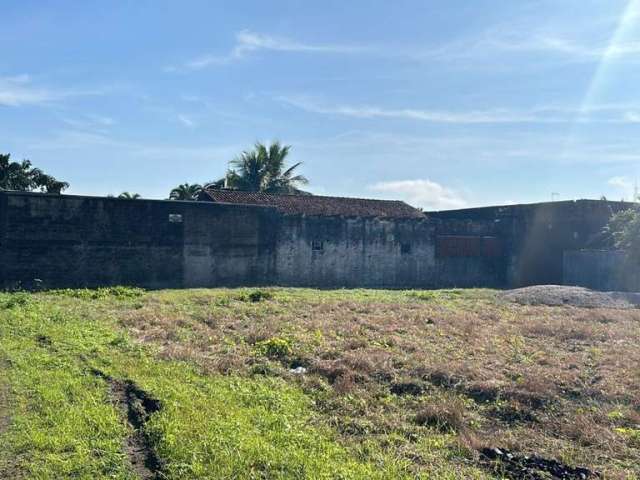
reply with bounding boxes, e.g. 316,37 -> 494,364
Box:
278,95 -> 550,124
167,16 -> 640,74
477,35 -> 640,61
169,30 -> 364,71
625,111 -> 640,122
0,74 -> 56,106
25,128 -> 240,160
61,114 -> 115,131
277,95 -> 640,124
85,114 -> 115,126
369,179 -> 466,210
607,175 -> 637,201
414,8 -> 640,65
0,74 -> 106,107
177,113 -> 197,128
608,175 -> 633,189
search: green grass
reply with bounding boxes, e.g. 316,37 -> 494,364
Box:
3,286 -> 636,479
0,289 -> 413,479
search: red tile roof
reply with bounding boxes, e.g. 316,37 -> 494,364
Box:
200,190 -> 424,218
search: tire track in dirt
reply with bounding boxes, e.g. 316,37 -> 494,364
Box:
0,357 -> 16,479
91,369 -> 163,479
0,358 -> 11,435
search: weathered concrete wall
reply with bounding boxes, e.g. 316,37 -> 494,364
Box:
429,200 -> 632,288
0,192 -> 277,289
0,191 -> 509,290
563,250 -> 640,292
181,203 -> 277,287
10,192 -> 621,291
274,215 -> 438,288
432,218 -> 507,288
1,192 -> 184,289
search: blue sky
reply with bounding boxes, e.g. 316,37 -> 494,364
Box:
2,0 -> 640,209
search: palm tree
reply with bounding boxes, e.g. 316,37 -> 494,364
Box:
209,142 -> 308,194
118,192 -> 141,199
169,183 -> 203,200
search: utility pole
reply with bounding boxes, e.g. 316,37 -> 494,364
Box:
551,192 -> 559,202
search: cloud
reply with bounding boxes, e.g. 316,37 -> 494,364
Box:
369,179 -> 467,211
277,95 -> 640,125
177,114 -> 197,128
483,35 -> 640,61
0,74 -> 56,106
608,175 -> 633,190
607,175 -> 637,201
0,74 -> 105,107
86,114 -> 115,126
168,16 -> 640,73
278,95 -> 550,124
625,111 -> 640,123
61,114 -> 115,131
170,30 -> 364,71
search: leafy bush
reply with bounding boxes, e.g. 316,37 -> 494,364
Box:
241,289 -> 273,303
51,286 -> 145,300
603,207 -> 640,262
254,337 -> 293,359
2,292 -> 32,309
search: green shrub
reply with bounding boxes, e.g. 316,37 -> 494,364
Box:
242,289 -> 273,303
51,286 -> 145,300
2,292 -> 32,309
254,337 -> 293,359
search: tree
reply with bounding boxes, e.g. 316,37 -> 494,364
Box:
603,207 -> 640,261
169,183 -> 202,200
0,153 -> 69,193
209,141 -> 308,194
118,192 -> 141,199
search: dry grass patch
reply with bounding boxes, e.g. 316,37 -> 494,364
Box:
116,288 -> 640,477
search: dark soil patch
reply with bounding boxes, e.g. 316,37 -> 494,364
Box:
465,383 -> 501,403
488,404 -> 538,425
390,381 -> 425,396
35,334 -> 52,347
480,447 -> 600,479
426,371 -> 463,389
92,369 -> 163,479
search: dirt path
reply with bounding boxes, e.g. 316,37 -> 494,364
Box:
0,358 -> 15,479
92,369 -> 163,479
0,359 -> 11,436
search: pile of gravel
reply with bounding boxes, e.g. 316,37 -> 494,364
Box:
501,285 -> 640,309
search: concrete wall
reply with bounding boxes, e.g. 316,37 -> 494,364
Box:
1,192 -> 183,289
429,200 -> 632,288
0,192 -> 278,290
563,250 -> 640,292
432,218 -> 507,288
0,192 -> 433,289
7,192 -> 623,291
275,215 -> 438,288
181,202 -> 278,287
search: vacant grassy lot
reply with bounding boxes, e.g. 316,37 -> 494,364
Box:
0,287 -> 638,479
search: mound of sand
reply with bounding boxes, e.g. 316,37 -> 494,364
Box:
501,285 -> 640,309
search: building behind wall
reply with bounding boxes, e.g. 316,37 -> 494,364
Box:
0,190 -> 630,290
429,199 -> 632,288
0,191 -> 441,290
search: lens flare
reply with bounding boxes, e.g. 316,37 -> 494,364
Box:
562,0 -> 640,159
